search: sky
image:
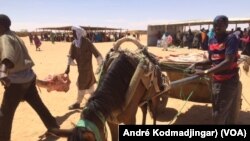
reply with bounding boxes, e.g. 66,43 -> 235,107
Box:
1,0 -> 250,31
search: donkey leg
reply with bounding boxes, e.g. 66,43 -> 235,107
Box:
153,111 -> 157,125
107,121 -> 119,141
151,100 -> 157,125
140,103 -> 148,125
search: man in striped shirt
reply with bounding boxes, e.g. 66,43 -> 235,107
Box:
190,15 -> 242,124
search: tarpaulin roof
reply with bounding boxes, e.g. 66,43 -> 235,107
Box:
149,17 -> 250,26
36,26 -> 122,31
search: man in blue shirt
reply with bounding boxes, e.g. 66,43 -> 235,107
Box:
190,15 -> 242,124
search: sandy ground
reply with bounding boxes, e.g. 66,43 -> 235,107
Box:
0,35 -> 250,141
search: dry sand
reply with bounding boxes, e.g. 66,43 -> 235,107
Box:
0,35 -> 249,141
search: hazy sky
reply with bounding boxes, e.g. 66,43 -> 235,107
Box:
1,0 -> 250,31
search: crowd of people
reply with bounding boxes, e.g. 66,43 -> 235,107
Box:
28,31 -> 127,45
157,26 -> 250,56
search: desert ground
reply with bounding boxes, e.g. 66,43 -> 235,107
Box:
0,35 -> 250,141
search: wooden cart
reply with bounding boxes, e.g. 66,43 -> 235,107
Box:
160,61 -> 212,103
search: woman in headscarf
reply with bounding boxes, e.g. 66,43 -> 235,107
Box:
65,26 -> 103,110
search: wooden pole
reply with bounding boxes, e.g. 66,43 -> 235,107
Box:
170,75 -> 201,89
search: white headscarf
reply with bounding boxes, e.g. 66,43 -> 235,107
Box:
71,26 -> 87,48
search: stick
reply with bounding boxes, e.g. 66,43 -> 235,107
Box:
170,75 -> 201,89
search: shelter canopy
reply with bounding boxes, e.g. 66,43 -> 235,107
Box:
149,18 -> 250,26
37,26 -> 122,32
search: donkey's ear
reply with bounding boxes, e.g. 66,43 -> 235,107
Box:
49,128 -> 74,137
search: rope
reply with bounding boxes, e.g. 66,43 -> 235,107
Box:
168,74 -> 196,125
168,91 -> 194,125
168,74 -> 211,125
